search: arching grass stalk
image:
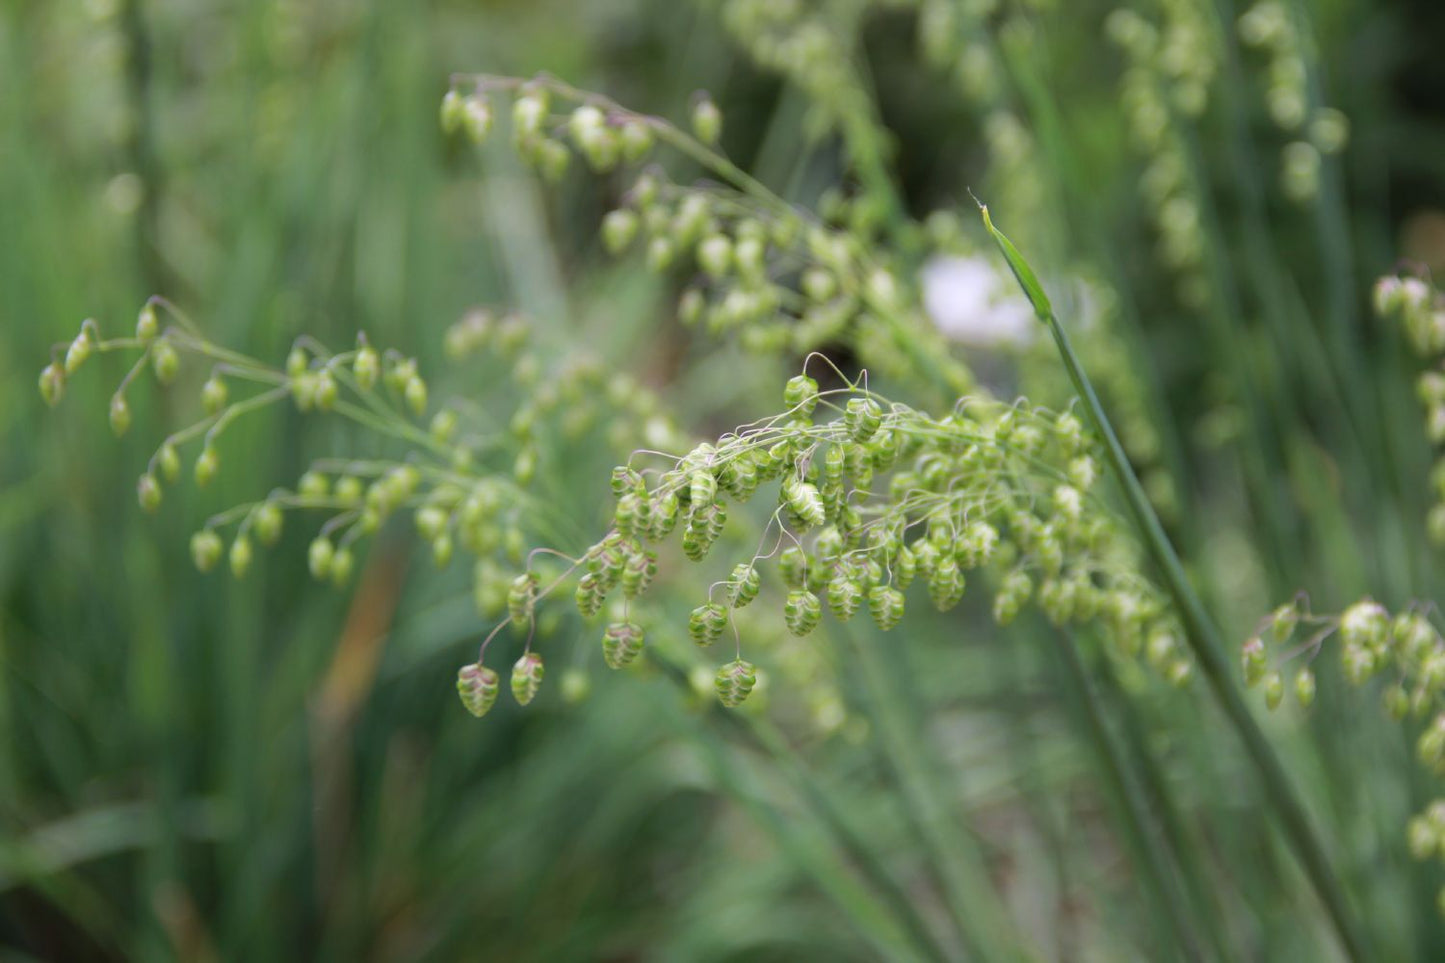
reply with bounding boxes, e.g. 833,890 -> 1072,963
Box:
979,203 -> 1371,963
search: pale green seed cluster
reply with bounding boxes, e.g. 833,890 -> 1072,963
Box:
915,0 -> 1006,105
1151,0 -> 1219,118
912,0 -> 1049,231
717,0 -> 890,191
442,73 -> 974,400
715,659 -> 758,708
443,74 -> 659,182
46,73 -> 1201,729
1247,595 -> 1445,911
1239,597 -> 1317,712
44,295 -> 712,717
41,294 -> 690,714
474,369 -> 1190,713
39,303 -> 466,566
1107,6 -> 1215,309
457,663 -> 501,718
1374,273 -> 1445,543
57,73 -> 1195,726
1237,1 -> 1349,204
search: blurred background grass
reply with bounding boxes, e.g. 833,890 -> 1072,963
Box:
5,0 -> 1445,960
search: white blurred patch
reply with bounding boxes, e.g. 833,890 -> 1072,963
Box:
920,255 -> 1036,347
104,172 -> 144,217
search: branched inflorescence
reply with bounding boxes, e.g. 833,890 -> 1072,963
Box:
1105,4 -> 1218,310
1237,0 -> 1349,204
44,76 -> 1193,724
40,295 -> 698,717
473,362 -> 1193,718
444,71 -> 974,399
1238,271 -> 1445,915
1242,594 -> 1445,911
1375,270 -> 1445,543
40,298 -> 469,590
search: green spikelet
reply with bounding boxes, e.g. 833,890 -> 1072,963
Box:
614,491 -> 645,536
823,446 -> 845,488
783,477 -> 826,529
993,569 -> 1033,625
1263,671 -> 1285,711
845,397 -> 882,442
729,563 -> 761,608
649,492 -> 680,539
827,575 -> 862,622
576,571 -> 605,617
715,660 -> 758,708
1295,669 -> 1316,709
682,502 -> 726,561
511,652 -> 545,706
894,543 -> 917,589
869,585 -> 905,631
611,465 -> 644,497
602,621 -> 645,669
783,374 -> 819,418
508,572 -> 538,627
779,546 -> 808,588
784,590 -> 822,637
621,549 -> 656,599
689,470 -> 717,508
689,603 -> 728,647
457,663 -> 500,718
928,555 -> 965,611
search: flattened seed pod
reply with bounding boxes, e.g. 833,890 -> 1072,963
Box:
814,526 -> 844,564
703,500 -> 727,539
721,454 -> 758,499
602,621 -> 645,669
783,477 -> 826,529
457,664 -> 500,718
929,555 -> 965,611
620,549 -> 657,599
649,492 -> 680,539
715,660 -> 758,707
779,546 -> 808,589
681,517 -> 710,561
192,530 -> 224,574
682,502 -> 726,561
845,397 -> 882,442
993,569 -> 1033,625
823,446 -> 845,488
828,575 -> 863,622
1294,669 -> 1316,709
729,563 -> 761,608
784,590 -> 822,636
575,571 -> 605,617
614,491 -> 644,536
783,374 -> 819,418
508,572 -> 538,627
511,652 -> 545,706
894,543 -> 917,589
689,603 -> 728,647
845,443 -> 874,489
689,470 -> 717,508
869,585 -> 905,631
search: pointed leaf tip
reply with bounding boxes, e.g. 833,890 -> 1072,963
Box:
977,204 -> 1053,323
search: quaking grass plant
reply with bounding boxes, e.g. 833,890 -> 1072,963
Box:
30,0 -> 1445,959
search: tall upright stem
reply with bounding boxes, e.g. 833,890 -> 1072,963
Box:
981,206 -> 1371,963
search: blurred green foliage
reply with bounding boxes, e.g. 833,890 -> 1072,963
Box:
6,0 -> 1445,961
